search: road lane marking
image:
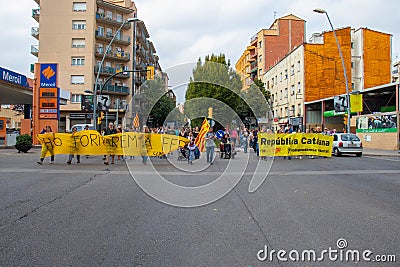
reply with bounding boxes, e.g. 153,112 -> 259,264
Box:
364,156 -> 400,162
0,168 -> 400,176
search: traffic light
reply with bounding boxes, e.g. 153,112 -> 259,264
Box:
208,107 -> 213,118
146,66 -> 154,80
98,112 -> 104,125
343,116 -> 348,126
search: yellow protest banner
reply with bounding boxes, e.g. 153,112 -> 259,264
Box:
258,133 -> 333,157
36,130 -> 189,157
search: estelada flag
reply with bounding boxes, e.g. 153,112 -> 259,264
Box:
194,118 -> 210,152
133,113 -> 140,128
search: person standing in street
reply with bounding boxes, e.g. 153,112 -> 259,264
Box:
67,126 -> 80,164
104,122 -> 117,165
37,125 -> 55,165
205,127 -> 216,164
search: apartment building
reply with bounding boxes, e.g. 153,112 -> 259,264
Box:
31,0 -> 161,131
235,14 -> 305,90
263,45 -> 305,130
264,26 -> 392,131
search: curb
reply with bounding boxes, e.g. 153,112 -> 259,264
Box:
363,153 -> 400,158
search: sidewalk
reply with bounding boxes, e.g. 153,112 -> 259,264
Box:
363,148 -> 400,157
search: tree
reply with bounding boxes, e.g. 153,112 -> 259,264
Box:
149,95 -> 176,127
138,78 -> 176,127
185,54 -> 245,124
185,54 -> 270,126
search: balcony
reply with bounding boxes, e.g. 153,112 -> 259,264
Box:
32,8 -> 40,22
31,45 -> 39,57
95,12 -> 132,29
94,65 -> 130,78
135,62 -> 147,70
31,27 -> 39,39
97,84 -> 129,95
95,48 -> 130,62
95,30 -> 131,45
136,46 -> 146,57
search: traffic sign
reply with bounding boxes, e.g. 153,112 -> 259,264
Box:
215,130 -> 224,139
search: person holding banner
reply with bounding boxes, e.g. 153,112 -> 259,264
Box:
67,126 -> 80,164
104,122 -> 117,165
37,126 -> 55,165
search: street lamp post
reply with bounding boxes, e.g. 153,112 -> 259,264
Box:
93,17 -> 138,131
313,8 -> 351,133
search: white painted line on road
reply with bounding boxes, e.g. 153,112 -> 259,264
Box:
364,156 -> 400,163
0,168 -> 400,176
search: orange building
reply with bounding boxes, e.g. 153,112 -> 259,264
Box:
304,27 -> 391,102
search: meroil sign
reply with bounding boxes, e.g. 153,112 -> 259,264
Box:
0,66 -> 29,87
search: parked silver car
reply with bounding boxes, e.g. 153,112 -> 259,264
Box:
331,133 -> 363,157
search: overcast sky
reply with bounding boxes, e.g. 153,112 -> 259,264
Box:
1,0 -> 399,103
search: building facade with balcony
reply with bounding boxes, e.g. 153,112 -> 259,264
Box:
31,0 -> 162,131
263,26 -> 392,133
235,14 -> 305,90
263,45 -> 305,131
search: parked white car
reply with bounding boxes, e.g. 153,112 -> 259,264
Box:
331,133 -> 363,157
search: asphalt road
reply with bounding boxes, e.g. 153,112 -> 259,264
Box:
0,148 -> 399,266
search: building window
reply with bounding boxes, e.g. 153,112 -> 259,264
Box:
280,90 -> 282,100
284,88 -> 288,98
71,94 -> 82,103
351,62 -> 355,69
280,72 -> 282,82
259,55 -> 262,63
97,43 -> 103,54
284,69 -> 288,79
297,82 -> 301,93
291,85 -> 295,95
97,26 -> 104,37
275,93 -> 277,102
351,42 -> 354,49
259,69 -> 262,76
272,78 -> 274,86
106,10 -> 113,20
116,14 -> 122,23
275,75 -> 277,85
72,20 -> 86,30
297,60 -> 301,72
298,104 -> 302,115
97,8 -> 104,16
72,57 -> 85,66
285,107 -> 288,117
115,30 -> 121,40
259,41 -> 262,48
291,65 -> 295,75
72,38 -> 85,48
106,28 -> 113,38
73,2 -> 86,12
71,75 -> 84,84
